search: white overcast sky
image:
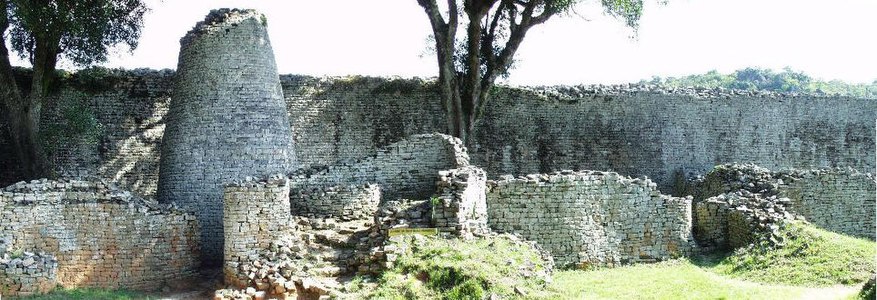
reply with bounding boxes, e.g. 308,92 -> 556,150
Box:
11,0 -> 877,85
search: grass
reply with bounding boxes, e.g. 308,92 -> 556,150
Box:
545,222 -> 874,300
13,288 -> 149,300
367,234 -> 553,300
711,221 -> 876,286
545,259 -> 827,300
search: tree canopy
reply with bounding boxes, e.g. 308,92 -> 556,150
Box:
417,0 -> 644,141
0,0 -> 148,179
643,67 -> 877,98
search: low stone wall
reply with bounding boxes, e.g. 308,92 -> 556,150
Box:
0,251 -> 58,296
290,184 -> 380,221
695,164 -> 875,239
435,166 -> 490,237
223,175 -> 291,289
487,171 -> 693,268
0,179 -> 200,291
778,170 -> 875,239
694,192 -> 795,250
289,133 -> 470,202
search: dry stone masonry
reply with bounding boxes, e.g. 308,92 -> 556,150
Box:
487,171 -> 694,268
157,8 -> 296,262
290,183 -> 381,221
694,191 -> 797,251
0,179 -> 200,292
434,166 -> 490,237
11,74 -> 875,197
222,175 -> 291,289
694,164 -> 876,239
0,250 -> 58,296
289,133 -> 470,202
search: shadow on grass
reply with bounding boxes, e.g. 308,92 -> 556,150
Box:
14,288 -> 150,300
688,250 -> 732,268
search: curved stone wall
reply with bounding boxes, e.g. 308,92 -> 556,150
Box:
0,179 -> 199,291
487,171 -> 693,268
289,133 -> 469,202
223,175 -> 290,289
290,184 -> 381,221
158,8 -> 296,262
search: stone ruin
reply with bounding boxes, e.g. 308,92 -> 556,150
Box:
0,179 -> 199,296
1,7 -> 875,299
157,8 -> 296,263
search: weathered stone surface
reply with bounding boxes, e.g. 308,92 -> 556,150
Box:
435,166 -> 490,237
694,191 -> 795,250
694,164 -> 875,239
290,184 -> 380,221
289,133 -> 469,202
223,174 -> 291,289
13,75 -> 874,197
157,8 -> 296,262
0,179 -> 199,292
486,170 -> 694,268
0,251 -> 57,296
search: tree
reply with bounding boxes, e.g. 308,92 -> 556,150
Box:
0,0 -> 147,178
416,0 -> 644,141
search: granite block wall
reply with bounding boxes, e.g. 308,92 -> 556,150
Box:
694,191 -> 797,250
0,179 -> 200,291
472,86 -> 876,190
0,251 -> 58,296
486,171 -> 693,268
222,175 -> 291,289
778,171 -> 876,239
10,75 -> 874,197
157,9 -> 296,263
289,183 -> 380,221
289,133 -> 470,202
695,164 -> 876,239
435,166 -> 490,237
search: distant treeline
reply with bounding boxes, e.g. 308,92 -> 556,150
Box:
641,67 -> 877,98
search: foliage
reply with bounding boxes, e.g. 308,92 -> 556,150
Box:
16,288 -> 149,300
545,259 -> 856,300
66,66 -> 121,93
416,0 -> 644,140
40,92 -> 104,157
643,67 -> 877,98
6,0 -> 148,66
370,234 -> 552,299
712,221 -> 876,286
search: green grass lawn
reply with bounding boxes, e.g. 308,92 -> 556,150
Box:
546,259 -> 858,300
546,222 -> 875,300
13,288 -> 149,300
711,222 -> 876,286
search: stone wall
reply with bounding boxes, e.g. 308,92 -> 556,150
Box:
695,164 -> 876,239
778,170 -> 875,239
0,251 -> 58,296
0,179 -> 200,291
473,86 -> 876,191
435,166 -> 490,237
486,171 -> 693,268
222,175 -> 291,289
289,133 -> 470,202
694,192 -> 795,250
289,184 -> 380,221
7,74 -> 874,196
157,9 -> 296,262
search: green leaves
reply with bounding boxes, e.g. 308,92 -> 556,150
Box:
600,0 -> 644,29
6,0 -> 148,66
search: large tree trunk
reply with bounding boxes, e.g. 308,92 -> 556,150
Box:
0,0 -> 51,179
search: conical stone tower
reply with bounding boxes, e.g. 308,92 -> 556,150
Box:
158,8 -> 296,264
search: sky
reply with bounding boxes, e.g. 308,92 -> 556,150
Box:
10,0 -> 877,86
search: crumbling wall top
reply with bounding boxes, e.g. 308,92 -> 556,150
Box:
180,8 -> 265,47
